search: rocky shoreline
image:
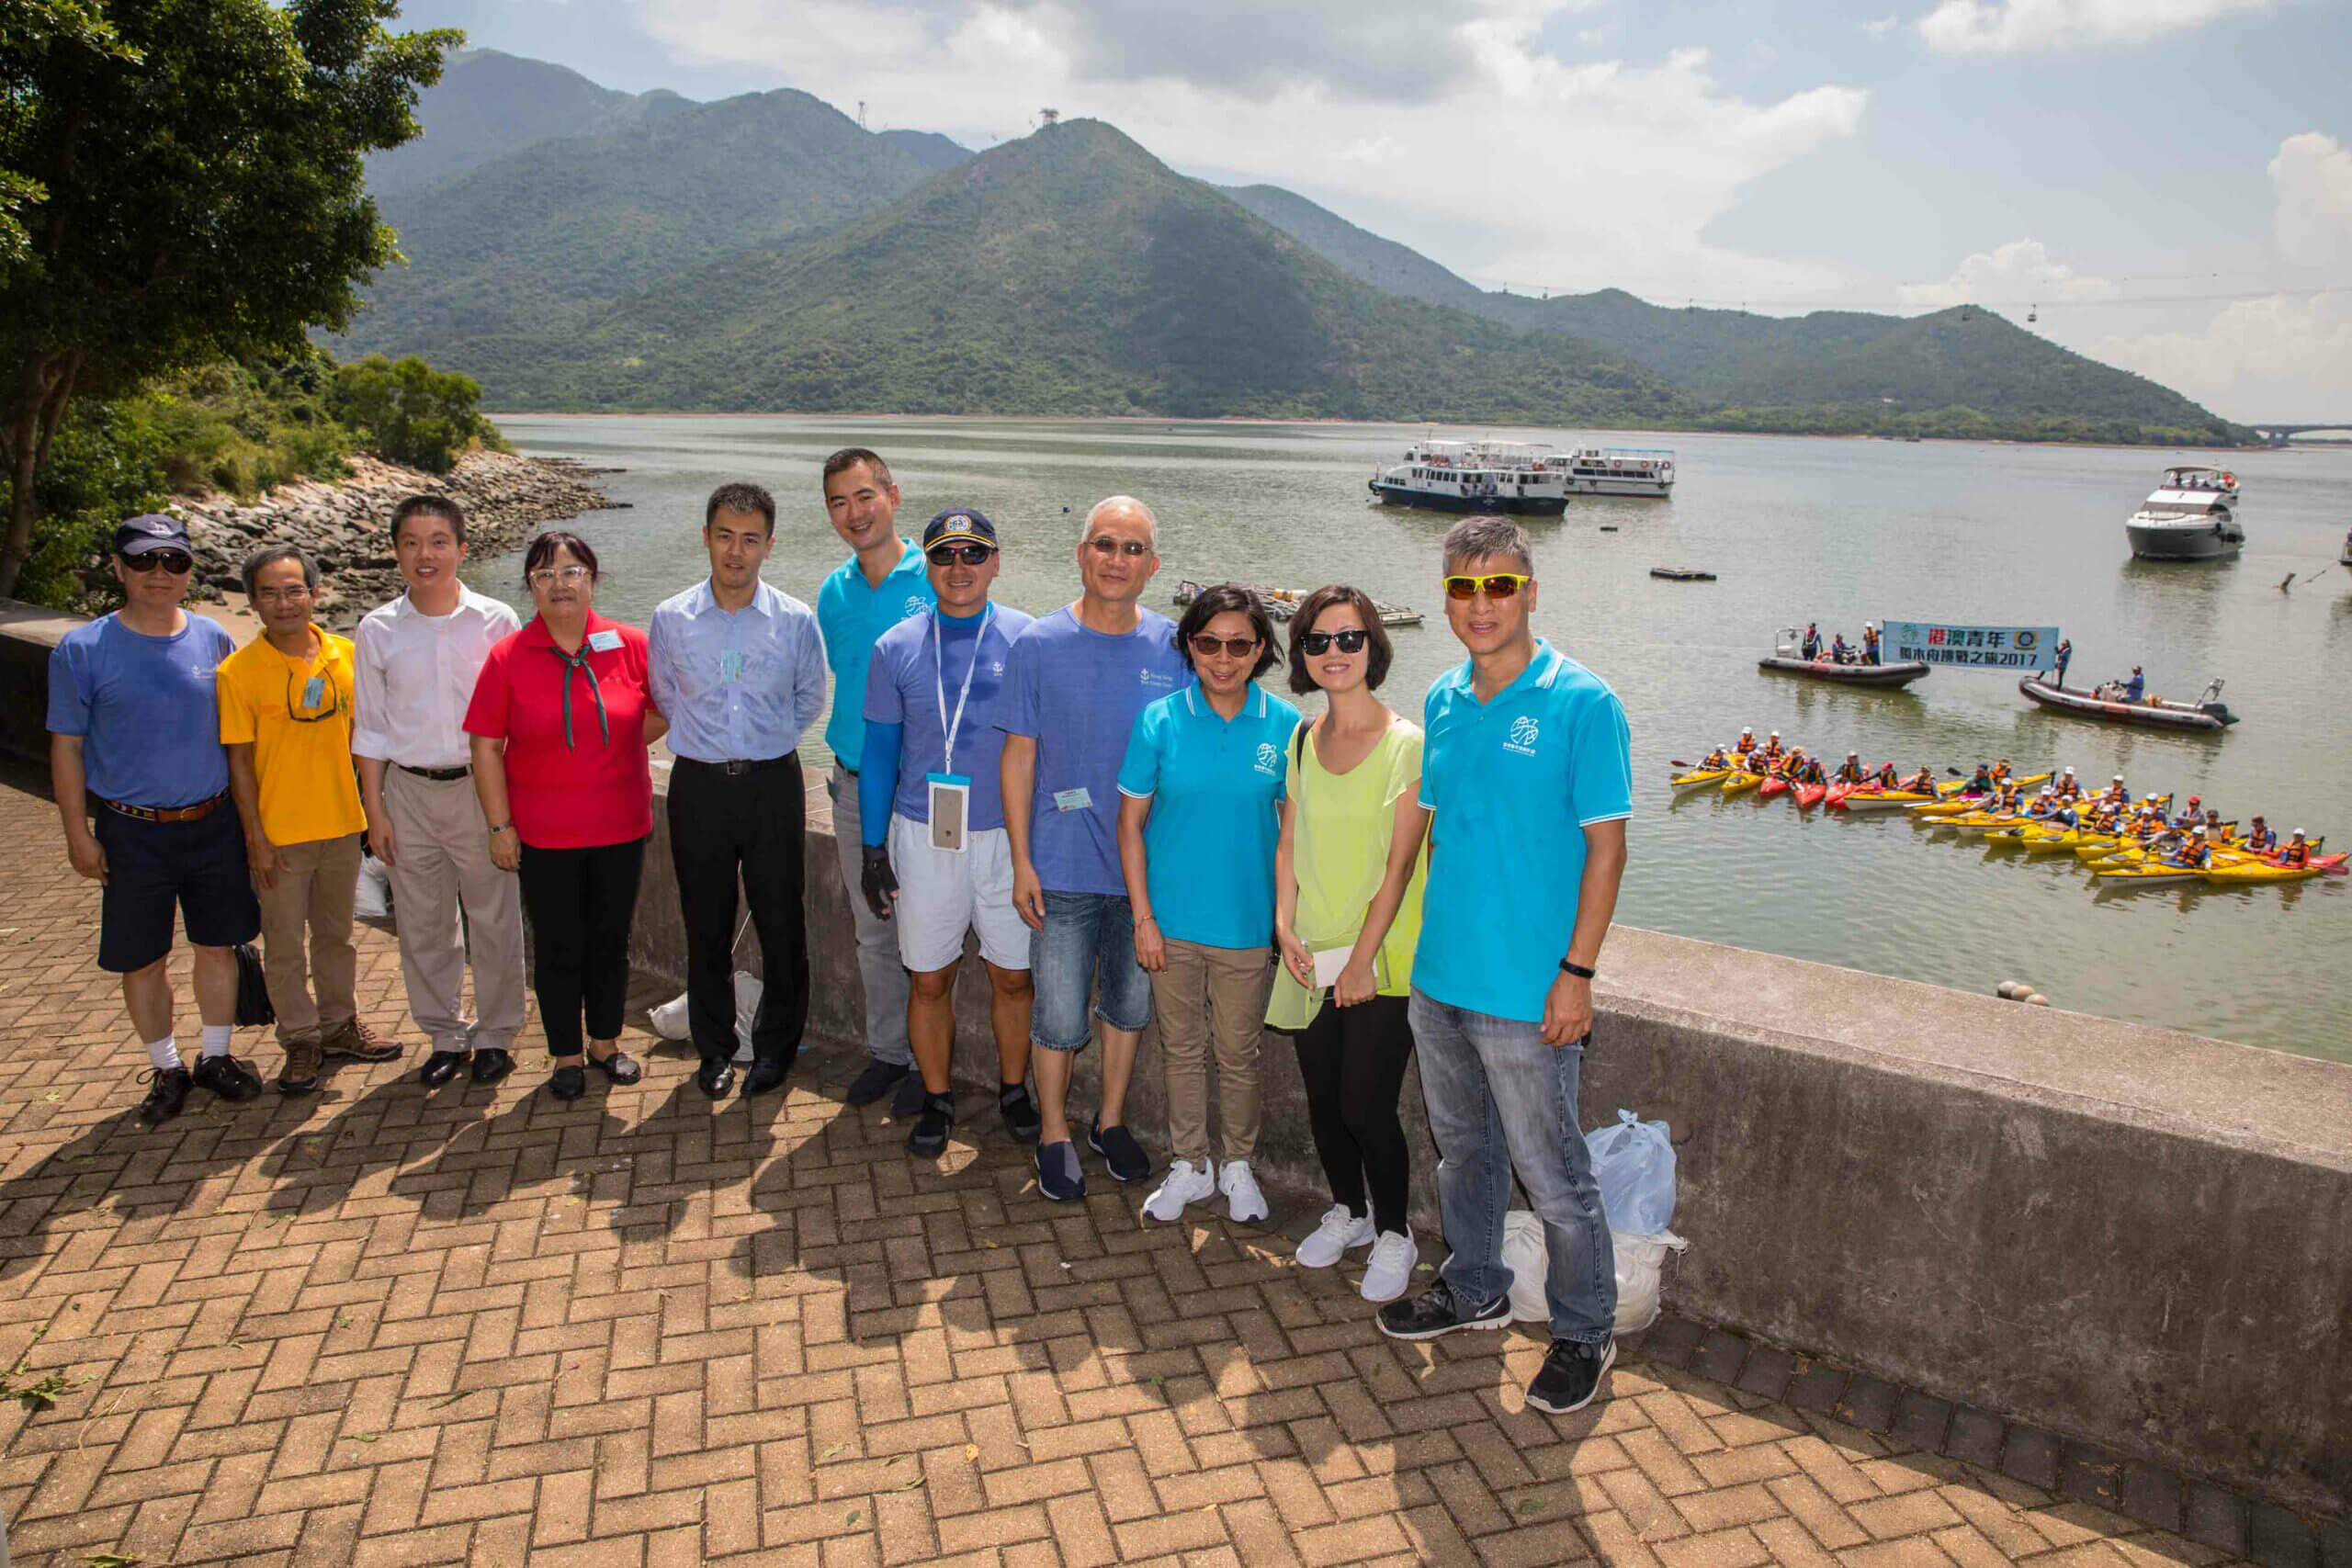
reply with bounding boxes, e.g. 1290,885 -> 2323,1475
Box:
168,448 -> 622,629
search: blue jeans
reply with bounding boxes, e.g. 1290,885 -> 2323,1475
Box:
1030,890 -> 1153,1051
1410,987 -> 1616,1344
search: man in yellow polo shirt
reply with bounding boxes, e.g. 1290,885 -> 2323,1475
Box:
220,544 -> 403,1092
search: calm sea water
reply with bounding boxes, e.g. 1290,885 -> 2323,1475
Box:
475,415 -> 2352,1064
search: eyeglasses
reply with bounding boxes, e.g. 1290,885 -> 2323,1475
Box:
1442,572 -> 1532,601
926,544 -> 994,566
251,584 -> 313,604
1087,537 -> 1152,558
528,564 -> 592,587
123,551 -> 194,574
1190,634 -> 1260,659
287,664 -> 344,725
1299,627 -> 1369,655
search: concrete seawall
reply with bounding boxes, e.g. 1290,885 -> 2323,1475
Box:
6,596 -> 2346,1517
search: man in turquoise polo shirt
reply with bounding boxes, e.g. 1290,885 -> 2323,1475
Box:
1376,514 -> 1633,1422
816,447 -> 936,1113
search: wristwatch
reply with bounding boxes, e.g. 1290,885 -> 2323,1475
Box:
1558,958 -> 1596,980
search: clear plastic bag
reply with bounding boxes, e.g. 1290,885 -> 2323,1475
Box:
1587,1108 -> 1677,1235
1498,1213 -> 1689,1333
647,971 -> 762,1063
354,852 -> 392,919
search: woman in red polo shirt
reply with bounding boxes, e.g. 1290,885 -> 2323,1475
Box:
465,532 -> 666,1100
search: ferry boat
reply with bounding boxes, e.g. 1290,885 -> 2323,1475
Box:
1550,446 -> 1676,497
2125,466 -> 2244,560
1368,440 -> 1569,515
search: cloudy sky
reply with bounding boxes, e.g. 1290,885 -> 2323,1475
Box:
398,0 -> 2351,422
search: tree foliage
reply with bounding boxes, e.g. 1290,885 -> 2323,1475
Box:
330,352 -> 499,472
0,0 -> 458,596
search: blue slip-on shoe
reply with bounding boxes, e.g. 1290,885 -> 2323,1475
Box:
1035,1140 -> 1086,1201
1087,1120 -> 1151,1185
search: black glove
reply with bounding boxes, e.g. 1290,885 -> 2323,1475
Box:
860,843 -> 899,919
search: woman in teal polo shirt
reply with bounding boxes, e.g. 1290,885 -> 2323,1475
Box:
1116,584 -> 1299,1228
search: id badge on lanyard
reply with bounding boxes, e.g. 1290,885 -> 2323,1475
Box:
930,605 -> 993,854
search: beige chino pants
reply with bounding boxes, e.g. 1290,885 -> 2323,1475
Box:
382,767 -> 527,1053
256,831 -> 362,1047
1151,937 -> 1274,1167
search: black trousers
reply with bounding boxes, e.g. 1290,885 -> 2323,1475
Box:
517,836 -> 648,1057
667,756 -> 808,1067
1286,993 -> 1418,1235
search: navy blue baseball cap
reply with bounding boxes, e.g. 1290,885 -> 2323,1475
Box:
113,513 -> 191,558
922,507 -> 998,552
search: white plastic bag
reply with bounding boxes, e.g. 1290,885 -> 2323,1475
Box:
1498,1213 -> 1690,1334
647,970 -> 762,1063
1588,1109 -> 1677,1235
354,852 -> 392,919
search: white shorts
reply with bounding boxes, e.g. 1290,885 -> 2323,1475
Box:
887,816 -> 1031,975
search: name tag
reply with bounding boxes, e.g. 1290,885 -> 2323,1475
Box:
587,628 -> 623,653
301,676 -> 326,710
720,649 -> 744,683
1053,786 -> 1092,813
926,773 -> 970,853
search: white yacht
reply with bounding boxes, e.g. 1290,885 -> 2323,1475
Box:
1547,446 -> 1676,497
2125,466 -> 2245,560
1368,439 -> 1570,515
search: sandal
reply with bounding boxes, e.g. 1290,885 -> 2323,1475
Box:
586,1048 -> 641,1085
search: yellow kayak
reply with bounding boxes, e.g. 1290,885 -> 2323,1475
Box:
2202,853 -> 2345,885
2092,861 -> 2205,886
1722,771 -> 1766,795
1671,767 -> 1734,790
1910,772 -> 2054,817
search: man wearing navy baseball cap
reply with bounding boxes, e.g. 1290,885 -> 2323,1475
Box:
48,514 -> 266,1123
855,508 -> 1040,1157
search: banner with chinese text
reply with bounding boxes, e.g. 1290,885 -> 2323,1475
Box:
1882,621 -> 2060,672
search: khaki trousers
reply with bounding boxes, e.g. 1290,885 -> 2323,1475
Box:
256,831 -> 362,1046
1151,937 -> 1273,1166
382,767 -> 527,1053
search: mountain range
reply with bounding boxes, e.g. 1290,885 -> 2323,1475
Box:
340,51 -> 2245,445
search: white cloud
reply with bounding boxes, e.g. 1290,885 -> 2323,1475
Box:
1863,16 -> 1901,37
1896,239 -> 2118,308
1917,0 -> 2269,55
638,0 -> 1868,300
2269,131 -> 2352,269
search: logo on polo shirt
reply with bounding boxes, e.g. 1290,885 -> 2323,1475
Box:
1505,715 -> 1540,756
901,595 -> 927,618
1138,666 -> 1174,688
989,660 -> 1005,676
1253,741 -> 1282,777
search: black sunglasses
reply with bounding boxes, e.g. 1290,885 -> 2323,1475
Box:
926,544 -> 994,566
123,551 -> 194,574
1190,634 -> 1260,658
1087,536 -> 1152,558
1299,627 -> 1369,655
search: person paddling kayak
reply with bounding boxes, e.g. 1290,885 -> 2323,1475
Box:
2245,817 -> 2278,853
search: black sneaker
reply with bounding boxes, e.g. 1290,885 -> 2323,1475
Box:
999,1082 -> 1041,1145
1525,1337 -> 1617,1415
906,1092 -> 955,1158
1087,1120 -> 1150,1184
137,1066 -> 191,1124
190,1054 -> 264,1102
1376,1279 -> 1511,1342
844,1056 -> 910,1106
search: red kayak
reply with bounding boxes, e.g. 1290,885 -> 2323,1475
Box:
1826,783 -> 1851,809
1796,783 -> 1827,809
1758,776 -> 1791,800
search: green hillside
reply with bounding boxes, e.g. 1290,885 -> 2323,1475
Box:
363,50 -> 646,198
1217,185 -> 1485,310
338,87 -> 944,369
480,120 -> 1686,423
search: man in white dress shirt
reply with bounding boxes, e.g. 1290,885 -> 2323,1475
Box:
352,495 -> 528,1088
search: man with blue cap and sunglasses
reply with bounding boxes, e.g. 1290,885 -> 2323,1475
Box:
857,508 -> 1040,1158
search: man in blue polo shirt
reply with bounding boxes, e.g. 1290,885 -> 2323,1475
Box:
48,515 -> 266,1124
815,447 -> 935,1113
1377,514 -> 1633,1421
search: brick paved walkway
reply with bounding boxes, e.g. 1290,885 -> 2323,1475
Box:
0,767 -> 2321,1567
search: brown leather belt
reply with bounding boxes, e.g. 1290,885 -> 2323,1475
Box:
102,790 -> 227,824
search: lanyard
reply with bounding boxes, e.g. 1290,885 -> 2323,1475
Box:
549,643 -> 610,750
932,604 -> 992,776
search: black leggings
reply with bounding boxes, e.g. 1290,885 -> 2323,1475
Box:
1287,993 -> 1416,1235
518,836 -> 647,1057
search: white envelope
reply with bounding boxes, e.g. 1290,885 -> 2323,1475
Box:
1312,947 -> 1354,988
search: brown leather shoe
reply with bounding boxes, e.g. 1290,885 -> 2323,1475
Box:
278,1039 -> 323,1096
321,1018 -> 401,1063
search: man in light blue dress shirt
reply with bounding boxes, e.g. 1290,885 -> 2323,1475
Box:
649,482 -> 828,1100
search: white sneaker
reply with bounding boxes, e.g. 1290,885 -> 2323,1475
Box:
1219,1159 -> 1270,1224
1143,1158 -> 1215,1222
1295,1204 -> 1376,1269
1360,1229 -> 1417,1303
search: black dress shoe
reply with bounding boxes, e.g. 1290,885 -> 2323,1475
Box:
697,1061 -> 735,1098
420,1049 -> 469,1088
137,1066 -> 192,1124
548,1065 -> 587,1101
470,1047 -> 514,1085
742,1058 -> 788,1097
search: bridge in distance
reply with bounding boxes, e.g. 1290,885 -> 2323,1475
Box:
2248,423 -> 2352,446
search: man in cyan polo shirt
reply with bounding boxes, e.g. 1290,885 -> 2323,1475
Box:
1377,514 -> 1634,1420
650,481 -> 828,1099
47,515 -> 265,1122
815,447 -> 935,1113
856,507 -> 1039,1158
